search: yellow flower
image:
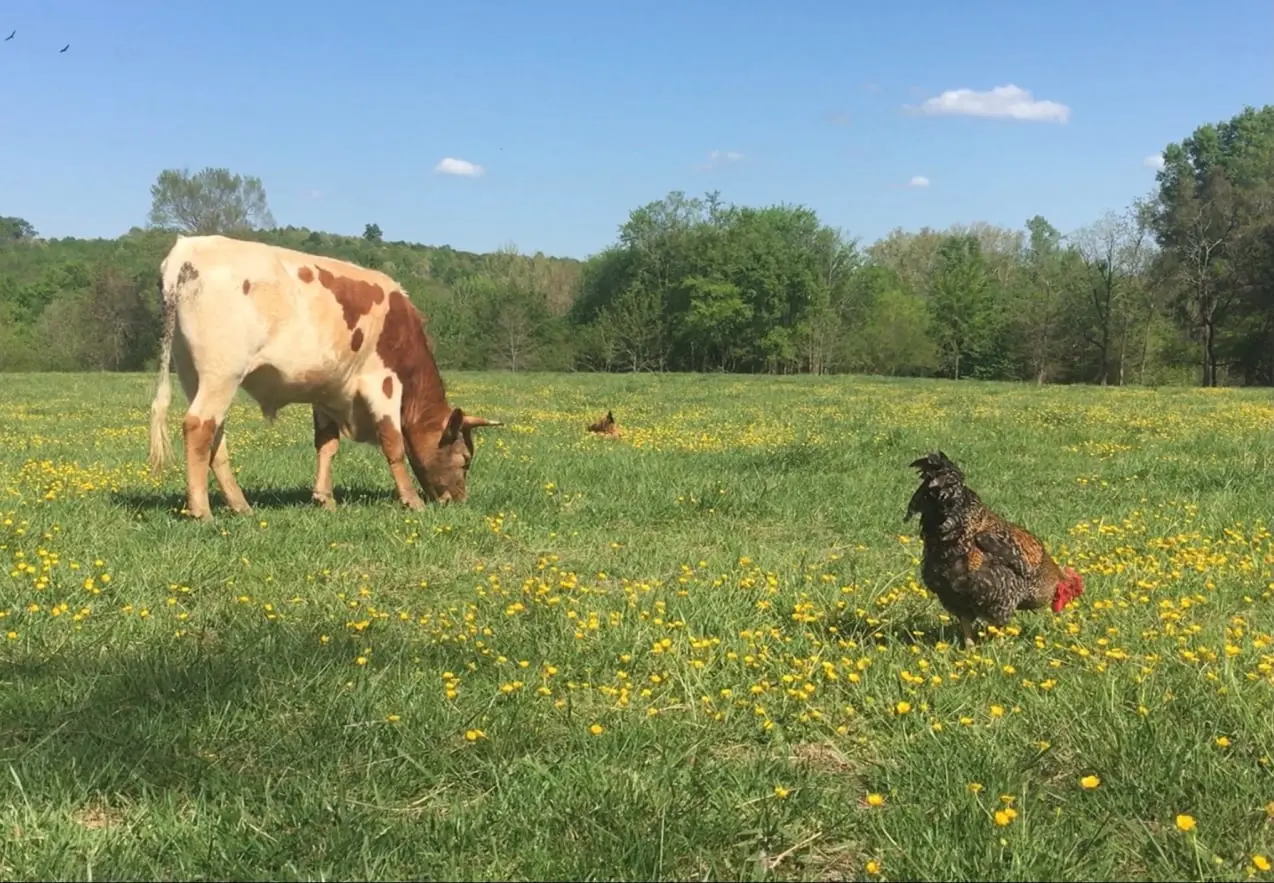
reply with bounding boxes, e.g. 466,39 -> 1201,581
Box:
895,701 -> 912,715
1175,814 -> 1197,832
968,782 -> 983,794
1216,736 -> 1232,748
588,723 -> 605,736
990,705 -> 1005,718
866,793 -> 885,807
1080,775 -> 1101,790
773,785 -> 790,799
994,810 -> 1014,826
464,729 -> 486,742
865,859 -> 882,875
385,714 -> 400,723
1251,855 -> 1270,872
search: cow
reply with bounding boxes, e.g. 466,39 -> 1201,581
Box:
146,234 -> 501,521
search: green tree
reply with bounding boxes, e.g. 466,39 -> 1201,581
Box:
928,234 -> 993,380
147,167 -> 275,235
1070,209 -> 1150,385
1017,215 -> 1067,384
0,216 -> 37,241
1150,104 -> 1274,385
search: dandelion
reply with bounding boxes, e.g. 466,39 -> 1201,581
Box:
1080,775 -> 1101,790
588,723 -> 605,736
895,701 -> 912,715
865,859 -> 882,875
866,793 -> 886,808
465,729 -> 486,742
1252,855 -> 1270,872
773,785 -> 790,799
1175,814 -> 1197,833
994,808 -> 1018,826
1216,736 -> 1231,748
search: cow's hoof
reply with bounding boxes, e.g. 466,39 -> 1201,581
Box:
312,494 -> 337,512
229,503 -> 255,516
402,497 -> 426,512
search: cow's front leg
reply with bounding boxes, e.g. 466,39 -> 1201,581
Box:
358,381 -> 424,512
311,408 -> 340,511
374,415 -> 425,511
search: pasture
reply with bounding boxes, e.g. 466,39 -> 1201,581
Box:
1,371 -> 1272,881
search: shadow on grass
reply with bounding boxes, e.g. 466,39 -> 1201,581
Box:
827,609 -> 1053,651
0,619 -> 425,797
110,485 -> 401,516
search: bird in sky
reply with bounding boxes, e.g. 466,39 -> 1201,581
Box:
4,30 -> 15,41
60,43 -> 70,53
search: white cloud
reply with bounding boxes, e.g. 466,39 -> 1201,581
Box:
1143,153 -> 1165,171
905,175 -> 930,189
910,84 -> 1070,124
698,150 -> 745,171
434,157 -> 485,177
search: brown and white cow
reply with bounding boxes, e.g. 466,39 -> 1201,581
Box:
147,234 -> 501,520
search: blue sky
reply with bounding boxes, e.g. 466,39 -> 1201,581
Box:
2,0 -> 1270,259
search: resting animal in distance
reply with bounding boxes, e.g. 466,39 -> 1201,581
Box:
904,451 -> 1084,647
147,235 -> 501,521
587,410 -> 621,438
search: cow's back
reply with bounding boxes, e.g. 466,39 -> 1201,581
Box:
162,234 -> 419,420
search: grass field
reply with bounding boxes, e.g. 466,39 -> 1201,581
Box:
1,371 -> 1272,882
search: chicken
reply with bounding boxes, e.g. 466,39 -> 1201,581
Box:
904,451 -> 1084,647
586,409 -> 621,438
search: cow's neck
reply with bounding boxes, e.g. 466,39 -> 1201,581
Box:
400,344 -> 453,442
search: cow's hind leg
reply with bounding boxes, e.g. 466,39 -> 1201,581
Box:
210,423 -> 253,515
180,376 -> 242,521
311,408 -> 340,511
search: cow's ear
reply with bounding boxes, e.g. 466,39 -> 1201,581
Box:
440,407 -> 464,446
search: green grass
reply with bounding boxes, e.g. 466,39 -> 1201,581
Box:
1,371 -> 1273,882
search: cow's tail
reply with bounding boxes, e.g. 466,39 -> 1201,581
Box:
147,261 -> 180,476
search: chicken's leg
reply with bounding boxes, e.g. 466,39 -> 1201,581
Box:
958,616 -> 977,649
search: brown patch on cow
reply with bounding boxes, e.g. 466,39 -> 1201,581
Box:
181,413 -> 216,449
587,410 -> 621,437
383,375 -> 394,398
242,279 -> 251,295
376,290 -> 451,431
297,266 -> 315,284
176,261 -> 199,287
350,328 -> 364,352
316,266 -> 385,330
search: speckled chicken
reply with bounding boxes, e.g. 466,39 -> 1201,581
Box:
904,451 -> 1084,646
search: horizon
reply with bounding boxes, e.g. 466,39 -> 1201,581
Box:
2,0 -> 1270,261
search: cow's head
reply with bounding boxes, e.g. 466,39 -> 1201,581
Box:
406,407 -> 501,503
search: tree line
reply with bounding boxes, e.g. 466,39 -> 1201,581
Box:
2,104 -> 1271,385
